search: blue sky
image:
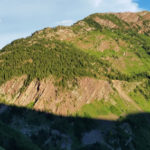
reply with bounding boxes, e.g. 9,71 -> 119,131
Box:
0,0 -> 149,49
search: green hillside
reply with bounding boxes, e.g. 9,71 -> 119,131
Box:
0,11 -> 150,150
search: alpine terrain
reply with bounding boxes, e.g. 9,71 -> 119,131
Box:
0,11 -> 150,150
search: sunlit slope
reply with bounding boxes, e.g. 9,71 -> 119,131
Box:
0,11 -> 150,117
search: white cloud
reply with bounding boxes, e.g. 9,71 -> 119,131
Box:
57,20 -> 74,26
90,0 -> 141,12
93,0 -> 102,8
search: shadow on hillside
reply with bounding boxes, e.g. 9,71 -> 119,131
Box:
0,103 -> 150,150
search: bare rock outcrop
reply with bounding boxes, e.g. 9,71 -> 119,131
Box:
94,16 -> 118,29
0,75 -> 27,101
0,76 -> 113,115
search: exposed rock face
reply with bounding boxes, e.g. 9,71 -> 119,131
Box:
0,76 -> 113,115
114,11 -> 150,24
0,75 -> 27,101
32,26 -> 76,41
94,16 -> 118,29
115,12 -> 140,23
115,11 -> 150,33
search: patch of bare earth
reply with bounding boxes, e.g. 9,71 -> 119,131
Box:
23,59 -> 33,64
108,57 -> 126,72
0,51 -> 11,56
0,60 -> 4,63
118,39 -> 127,47
54,28 -> 76,41
76,39 -> 93,50
98,40 -> 120,52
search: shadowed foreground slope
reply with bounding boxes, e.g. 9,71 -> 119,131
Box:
0,104 -> 150,150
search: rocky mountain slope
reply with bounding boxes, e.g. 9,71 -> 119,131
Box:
0,11 -> 150,150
